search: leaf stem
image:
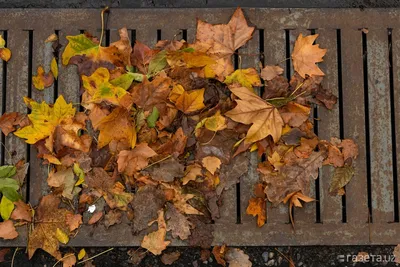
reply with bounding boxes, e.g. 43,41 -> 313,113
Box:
11,247 -> 19,267
143,155 -> 172,170
99,6 -> 110,46
78,247 -> 114,265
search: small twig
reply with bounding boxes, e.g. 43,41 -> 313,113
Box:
289,82 -> 304,97
52,253 -> 75,267
274,248 -> 295,266
200,131 -> 217,145
278,57 -> 291,64
143,155 -> 172,170
11,247 -> 19,267
78,247 -> 114,265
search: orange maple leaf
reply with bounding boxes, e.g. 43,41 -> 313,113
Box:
291,34 -> 327,78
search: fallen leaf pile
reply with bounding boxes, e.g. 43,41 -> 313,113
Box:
0,7 -> 358,264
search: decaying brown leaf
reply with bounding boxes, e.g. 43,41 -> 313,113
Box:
246,197 -> 266,227
161,251 -> 181,265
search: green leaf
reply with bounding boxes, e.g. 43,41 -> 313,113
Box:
148,50 -> 168,76
73,163 -> 85,186
0,166 -> 16,179
181,47 -> 195,53
0,196 -> 14,220
2,187 -> 21,202
0,178 -> 19,191
146,107 -> 159,128
110,72 -> 144,90
62,34 -> 99,65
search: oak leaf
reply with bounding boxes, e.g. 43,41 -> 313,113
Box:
14,95 -> 75,144
292,34 -> 327,78
246,197 -> 266,227
339,139 -> 359,161
225,86 -> 283,143
175,88 -> 206,114
144,157 -> 185,182
224,68 -> 261,90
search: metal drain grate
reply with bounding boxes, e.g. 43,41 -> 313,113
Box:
0,8 -> 399,246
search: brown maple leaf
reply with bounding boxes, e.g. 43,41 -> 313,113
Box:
225,86 -> 283,143
195,7 -> 255,80
0,112 -> 29,136
117,143 -> 157,176
291,34 -> 327,78
131,76 -> 172,116
28,195 -> 72,259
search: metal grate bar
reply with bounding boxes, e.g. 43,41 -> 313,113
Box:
368,29 -> 394,223
0,8 -> 400,246
317,28 -> 343,223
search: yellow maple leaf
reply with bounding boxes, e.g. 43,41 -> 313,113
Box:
141,228 -> 170,255
224,68 -> 261,90
82,67 -> 127,106
32,66 -> 54,90
291,34 -> 327,78
195,110 -> 227,133
62,28 -> 131,67
246,197 -> 266,227
225,86 -> 283,144
97,107 -> 136,149
0,35 -> 11,62
175,88 -> 205,114
14,96 -> 75,144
